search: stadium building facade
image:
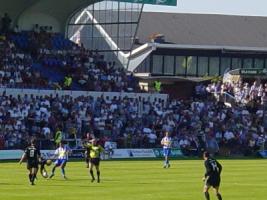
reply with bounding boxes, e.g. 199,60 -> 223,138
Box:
134,12 -> 267,77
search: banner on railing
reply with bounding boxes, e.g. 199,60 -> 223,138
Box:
153,148 -> 183,158
0,148 -> 184,160
240,68 -> 267,76
41,150 -> 56,159
0,150 -> 23,160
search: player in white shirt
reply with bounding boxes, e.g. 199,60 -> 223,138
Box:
161,131 -> 172,168
49,141 -> 71,179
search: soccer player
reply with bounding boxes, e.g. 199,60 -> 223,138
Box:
85,139 -> 104,183
39,158 -> 52,178
161,131 -> 172,168
19,138 -> 41,185
49,141 -> 71,179
203,151 -> 223,200
83,133 -> 95,168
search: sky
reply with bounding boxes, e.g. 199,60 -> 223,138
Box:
144,0 -> 267,16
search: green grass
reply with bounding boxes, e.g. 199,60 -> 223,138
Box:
0,159 -> 267,200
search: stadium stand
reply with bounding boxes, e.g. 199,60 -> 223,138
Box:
0,90 -> 266,157
0,23 -> 140,91
206,80 -> 267,106
0,9 -> 266,157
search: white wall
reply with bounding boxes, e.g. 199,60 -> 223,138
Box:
18,12 -> 61,32
0,88 -> 169,104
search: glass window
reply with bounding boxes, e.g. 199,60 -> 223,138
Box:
265,59 -> 267,69
186,56 -> 197,76
198,57 -> 208,76
152,55 -> 163,74
221,57 -> 231,75
209,57 -> 219,76
175,56 -> 186,75
137,56 -> 150,73
164,56 -> 174,75
232,58 -> 242,69
243,58 -> 253,68
254,58 -> 264,69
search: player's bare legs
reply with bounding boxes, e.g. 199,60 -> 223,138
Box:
213,187 -> 222,200
49,164 -> 58,179
29,168 -> 38,185
164,155 -> 170,168
27,168 -> 32,184
203,185 -> 211,200
89,162 -> 95,182
60,162 -> 67,179
95,165 -> 100,183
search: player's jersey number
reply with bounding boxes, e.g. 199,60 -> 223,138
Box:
29,150 -> 35,158
210,161 -> 219,172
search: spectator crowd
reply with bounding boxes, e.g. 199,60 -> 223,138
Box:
0,17 -> 140,92
205,80 -> 267,106
0,13 -> 266,157
0,91 -> 266,157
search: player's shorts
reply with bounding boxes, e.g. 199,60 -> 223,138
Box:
54,159 -> 67,166
205,176 -> 221,188
89,158 -> 100,166
27,160 -> 38,169
163,148 -> 171,157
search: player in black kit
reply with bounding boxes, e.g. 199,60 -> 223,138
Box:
39,158 -> 52,178
203,151 -> 223,200
19,138 -> 41,185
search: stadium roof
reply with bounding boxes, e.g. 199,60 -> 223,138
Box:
0,0 -> 95,32
136,12 -> 267,49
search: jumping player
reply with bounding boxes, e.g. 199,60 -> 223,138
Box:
203,151 -> 223,200
85,139 -> 104,183
19,138 -> 41,185
49,141 -> 71,179
161,131 -> 172,168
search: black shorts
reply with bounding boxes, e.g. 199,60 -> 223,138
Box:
205,176 -> 221,187
27,160 -> 38,169
89,158 -> 100,166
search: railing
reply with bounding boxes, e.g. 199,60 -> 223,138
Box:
212,91 -> 236,107
0,88 -> 168,105
221,92 -> 236,107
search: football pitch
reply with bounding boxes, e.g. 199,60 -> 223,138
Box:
0,159 -> 266,200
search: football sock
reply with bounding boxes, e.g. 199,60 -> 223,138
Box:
97,171 -> 100,182
51,166 -> 56,174
61,168 -> 65,176
204,192 -> 210,200
29,174 -> 32,182
32,174 -> 36,183
216,193 -> 222,200
90,170 -> 95,180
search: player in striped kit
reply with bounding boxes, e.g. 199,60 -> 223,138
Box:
49,141 -> 71,179
161,131 -> 172,168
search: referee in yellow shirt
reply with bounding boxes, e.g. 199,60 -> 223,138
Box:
85,139 -> 104,183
